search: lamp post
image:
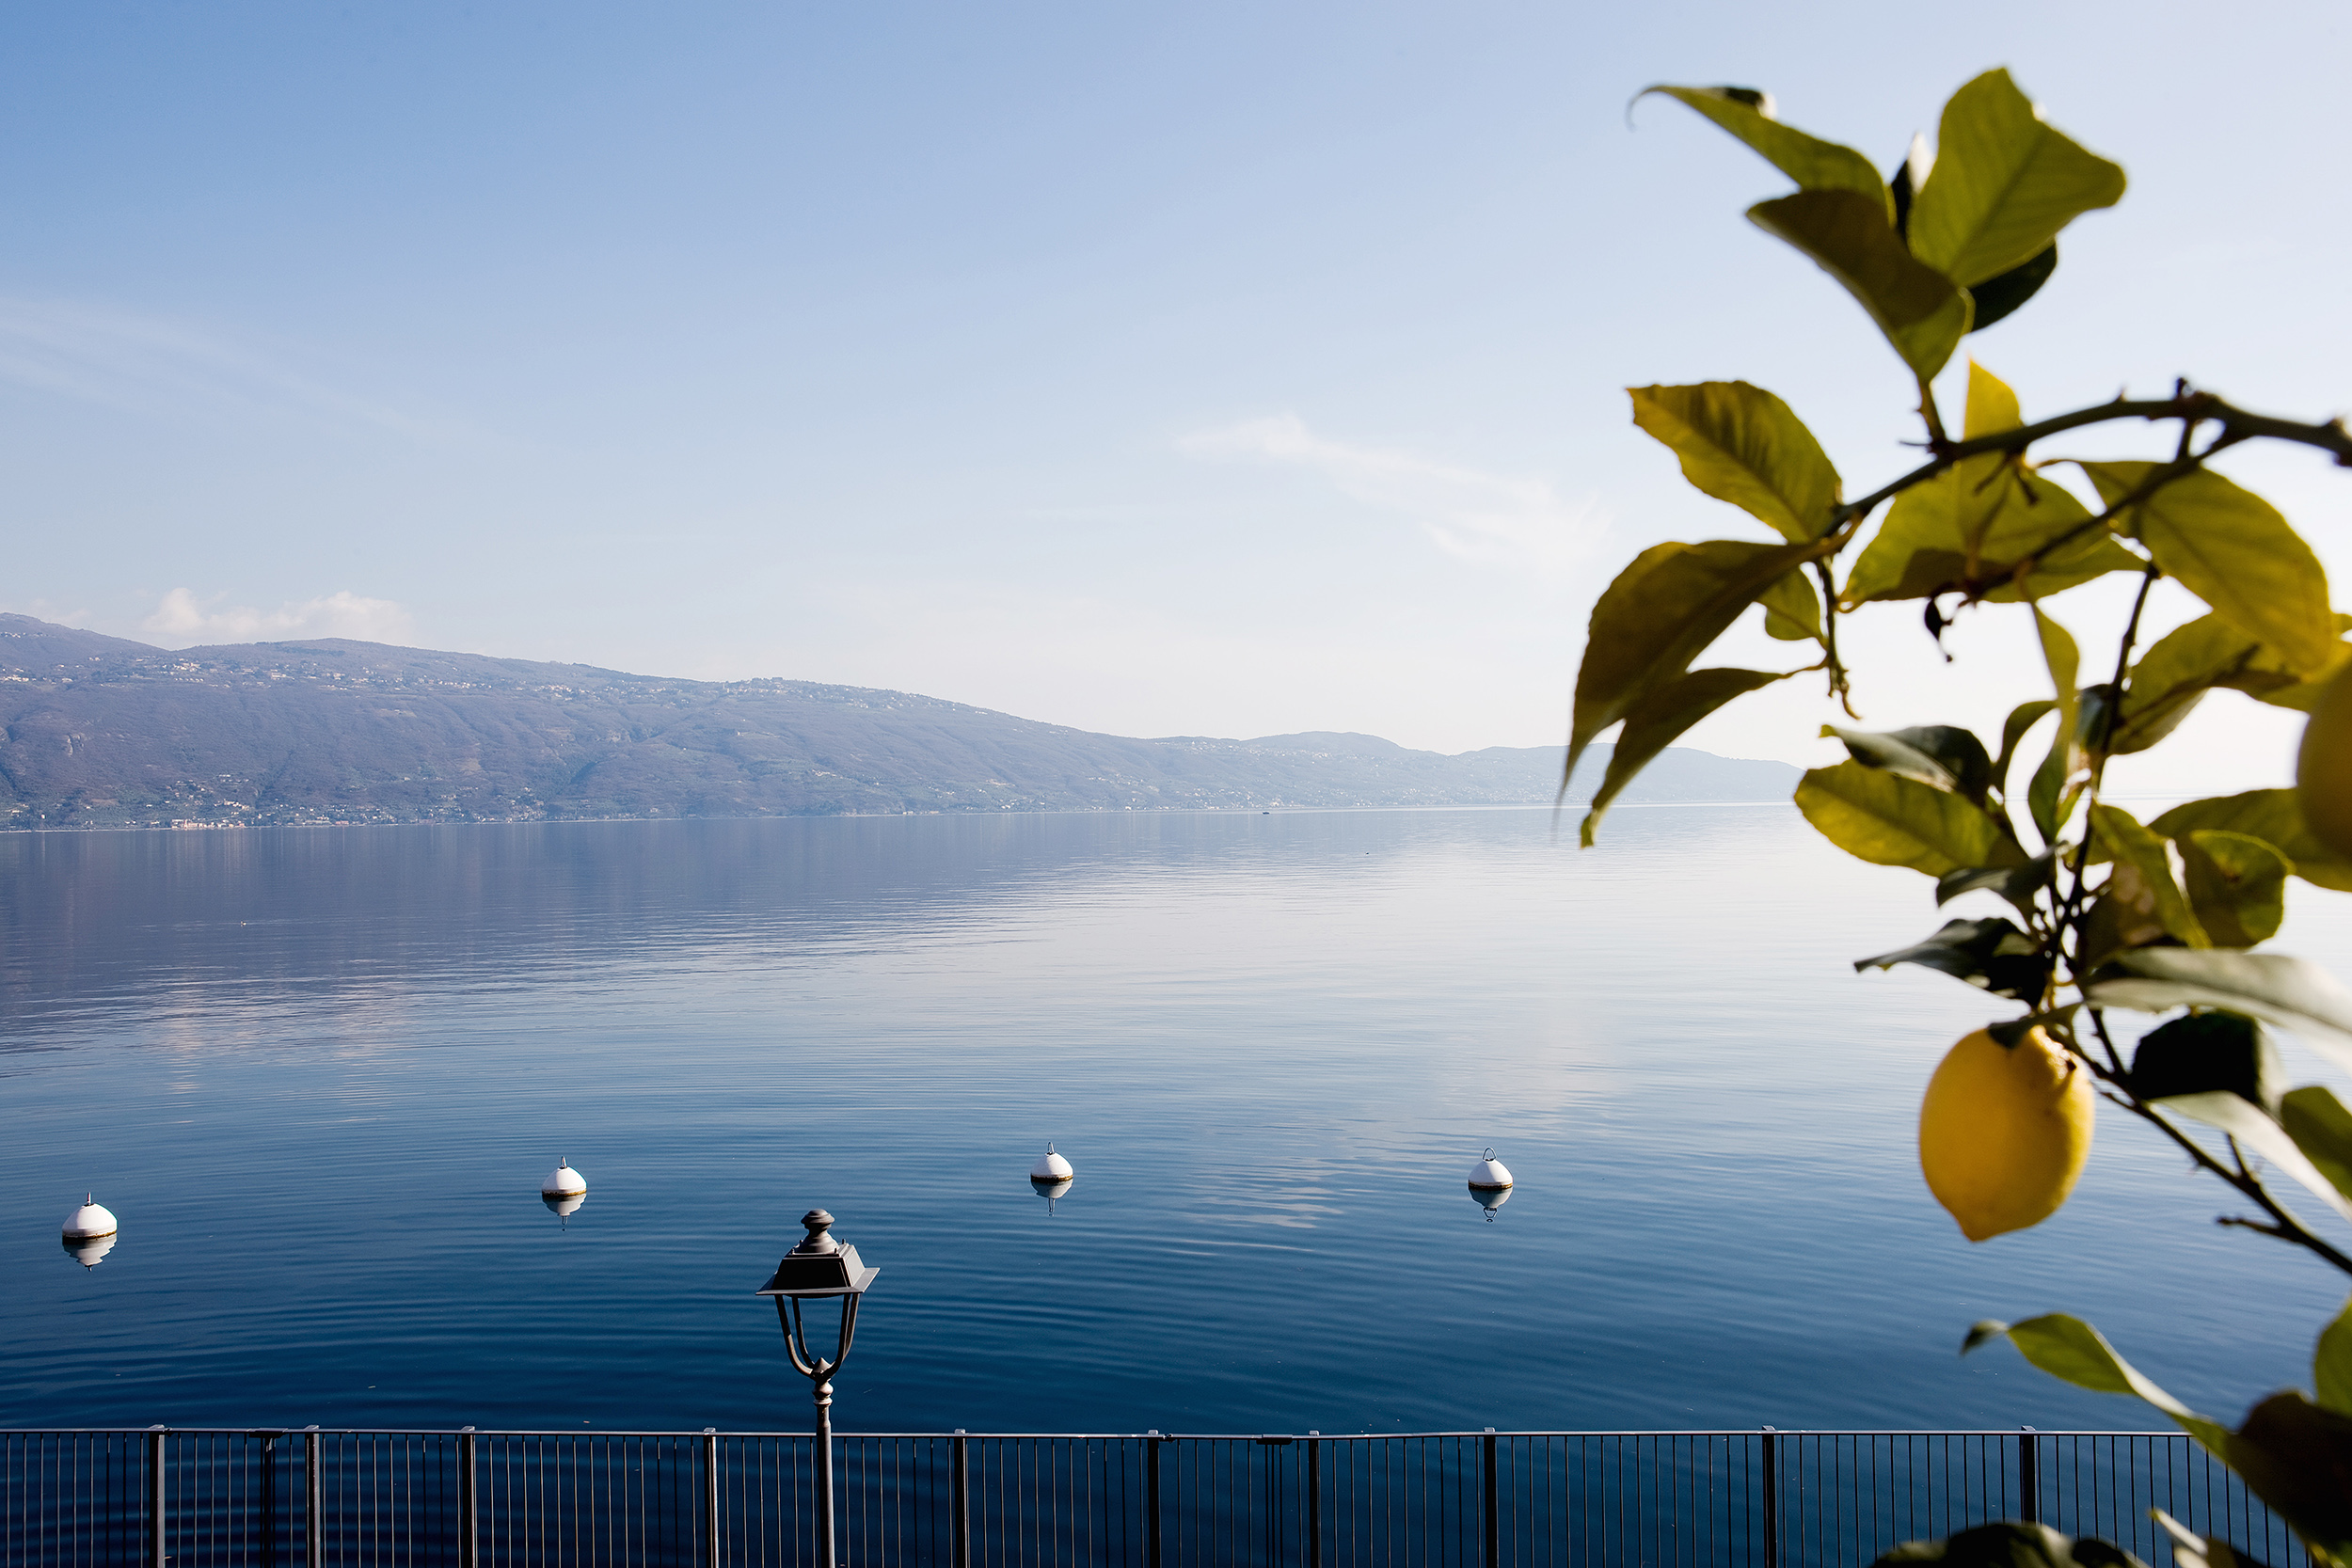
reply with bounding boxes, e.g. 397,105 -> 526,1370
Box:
756,1209 -> 879,1568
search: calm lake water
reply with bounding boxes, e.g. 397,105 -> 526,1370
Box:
2,807 -> 2344,1435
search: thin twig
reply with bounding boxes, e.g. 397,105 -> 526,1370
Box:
2084,1013 -> 2352,1278
1813,559 -> 1855,716
2228,1133 -> 2257,1184
1917,378 -> 1949,448
2219,1216 -> 2295,1241
2051,562 -> 2162,951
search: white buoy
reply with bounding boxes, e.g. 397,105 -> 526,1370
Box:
1468,1149 -> 1513,1192
62,1195 -> 117,1240
541,1159 -> 587,1198
1029,1144 -> 1073,1182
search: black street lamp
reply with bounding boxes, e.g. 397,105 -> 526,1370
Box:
757,1209 -> 879,1568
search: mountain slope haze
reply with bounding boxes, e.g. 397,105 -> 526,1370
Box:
0,615 -> 1798,828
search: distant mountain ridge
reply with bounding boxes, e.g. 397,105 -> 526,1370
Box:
0,614 -> 1799,829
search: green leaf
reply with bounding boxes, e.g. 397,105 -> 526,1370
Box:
2179,830 -> 2289,947
2226,1392 -> 2352,1561
2036,605 -> 2083,749
1966,244 -> 2059,334
1996,700 -> 2057,794
2155,1089 -> 2352,1224
1937,850 -> 2057,923
1839,529 -> 1967,607
1853,916 -> 2050,999
2078,805 -> 2206,965
1888,133 -> 1930,236
1964,355 -> 2023,437
1759,566 -> 1824,642
1567,538 -> 1825,782
1841,483 -> 2131,605
2239,616 -> 2352,713
2153,791 -> 2352,894
2089,803 -> 2207,947
2113,615 -> 2298,755
2078,883 -> 2163,971
1873,1521 -> 2147,1568
1747,189 -> 1972,382
1841,492 -> 2134,606
1638,86 -> 1894,214
2025,609 -> 2089,847
1797,760 -> 2026,877
1987,519 -> 2139,607
2129,1010 -> 2281,1108
2087,948 -> 2352,1077
1822,723 -> 1994,802
2281,1087 -> 2352,1208
1906,70 -> 2127,289
2128,1013 -> 2351,1223
2027,731 -> 2076,848
2074,683 -> 2120,751
2080,464 -> 2337,676
1629,383 -> 1844,545
2152,1509 -> 2273,1568
1580,667 -> 1795,846
2318,1295 -> 2352,1418
1963,1314 -> 2229,1454
1841,367 -> 2136,603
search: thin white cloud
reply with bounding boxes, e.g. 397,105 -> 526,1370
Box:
144,588 -> 415,646
0,294 -> 435,434
1180,413 -> 1601,573
0,598 -> 95,627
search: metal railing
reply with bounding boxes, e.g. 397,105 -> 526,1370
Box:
0,1426 -> 2299,1567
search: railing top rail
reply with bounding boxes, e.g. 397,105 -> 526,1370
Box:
0,1426 -> 2191,1440
1089,1430 -> 2183,1441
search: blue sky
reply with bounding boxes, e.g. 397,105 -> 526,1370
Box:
4,2 -> 2347,785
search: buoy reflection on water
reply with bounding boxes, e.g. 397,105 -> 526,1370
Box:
61,1231 -> 118,1268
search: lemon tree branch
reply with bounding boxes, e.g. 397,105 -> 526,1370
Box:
1833,388 -> 2352,531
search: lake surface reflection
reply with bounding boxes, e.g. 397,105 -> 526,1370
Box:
2,808 -> 2343,1434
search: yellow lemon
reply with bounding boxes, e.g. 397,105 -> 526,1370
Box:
1917,1026 -> 2094,1242
2296,666 -> 2352,861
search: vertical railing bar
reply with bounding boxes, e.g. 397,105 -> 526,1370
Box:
303,1428 -> 321,1568
704,1429 -> 721,1568
145,1426 -> 166,1568
1480,1431 -> 1496,1568
457,1427 -> 477,1568
261,1431 -> 279,1568
1146,1432 -> 1161,1568
1308,1433 -> 1321,1568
